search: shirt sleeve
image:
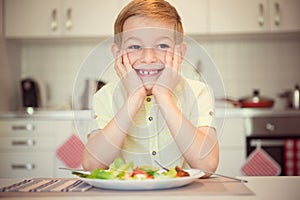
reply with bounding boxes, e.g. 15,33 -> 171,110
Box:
93,83 -> 115,129
184,79 -> 216,129
196,84 -> 216,129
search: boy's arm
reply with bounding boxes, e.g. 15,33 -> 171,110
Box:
82,91 -> 145,170
154,94 -> 219,175
152,45 -> 218,174
82,52 -> 147,171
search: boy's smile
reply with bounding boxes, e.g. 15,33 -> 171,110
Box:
134,68 -> 164,76
133,64 -> 165,90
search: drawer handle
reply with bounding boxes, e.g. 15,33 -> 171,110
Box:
12,139 -> 36,146
265,123 -> 275,131
11,163 -> 35,170
12,124 -> 35,131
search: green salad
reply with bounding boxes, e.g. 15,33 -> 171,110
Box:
74,158 -> 189,180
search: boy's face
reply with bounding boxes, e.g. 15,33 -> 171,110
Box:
114,16 -> 185,92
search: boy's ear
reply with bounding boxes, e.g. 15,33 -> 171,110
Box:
111,43 -> 121,59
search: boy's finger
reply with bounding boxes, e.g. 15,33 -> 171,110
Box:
114,52 -> 126,77
122,51 -> 132,72
173,45 -> 181,71
165,49 -> 173,68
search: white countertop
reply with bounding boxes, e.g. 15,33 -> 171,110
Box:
0,108 -> 299,120
0,110 -> 94,120
0,176 -> 299,200
216,108 -> 300,118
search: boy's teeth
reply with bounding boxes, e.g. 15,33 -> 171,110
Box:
138,70 -> 158,75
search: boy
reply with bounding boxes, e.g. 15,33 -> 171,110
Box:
82,0 -> 219,175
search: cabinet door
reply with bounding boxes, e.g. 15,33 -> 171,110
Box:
168,0 -> 208,35
217,118 -> 246,176
5,0 -> 61,38
209,0 -> 268,34
0,152 -> 54,178
61,0 -> 119,37
269,0 -> 300,32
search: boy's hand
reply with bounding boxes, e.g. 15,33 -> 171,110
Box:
152,45 -> 182,99
114,51 -> 147,99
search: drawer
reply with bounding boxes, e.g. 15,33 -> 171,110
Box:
0,152 -> 54,178
0,120 -> 72,135
0,136 -> 54,150
250,117 -> 300,136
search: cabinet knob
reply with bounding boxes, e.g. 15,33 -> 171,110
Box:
265,123 -> 275,131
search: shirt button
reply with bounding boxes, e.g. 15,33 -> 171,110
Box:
146,97 -> 151,102
152,151 -> 157,156
148,116 -> 153,121
209,111 -> 214,116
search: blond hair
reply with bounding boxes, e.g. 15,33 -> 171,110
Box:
114,0 -> 183,45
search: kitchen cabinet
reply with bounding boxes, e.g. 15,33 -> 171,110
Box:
5,0 -> 120,38
0,119 -> 73,178
167,0 -> 208,35
269,0 -> 300,32
209,0 -> 268,34
217,118 -> 246,176
5,0 -> 208,38
209,0 -> 300,34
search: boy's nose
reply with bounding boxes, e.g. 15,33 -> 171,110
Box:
140,47 -> 157,63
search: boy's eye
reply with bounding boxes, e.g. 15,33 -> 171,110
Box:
127,45 -> 142,50
156,44 -> 170,49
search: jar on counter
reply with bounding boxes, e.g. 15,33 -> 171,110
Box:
279,84 -> 300,109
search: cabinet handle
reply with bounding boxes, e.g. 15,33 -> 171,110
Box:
250,139 -> 284,147
12,124 -> 35,131
11,163 -> 35,170
65,8 -> 73,30
51,8 -> 58,31
265,123 -> 275,131
12,139 -> 36,146
274,2 -> 281,26
258,3 -> 265,26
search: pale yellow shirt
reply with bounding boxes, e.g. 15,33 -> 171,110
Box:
93,78 -> 215,169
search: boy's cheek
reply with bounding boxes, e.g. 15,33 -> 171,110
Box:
126,52 -> 138,66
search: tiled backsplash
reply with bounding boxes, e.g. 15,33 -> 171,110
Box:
20,35 -> 300,109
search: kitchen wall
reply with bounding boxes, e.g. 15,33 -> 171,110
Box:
0,0 -> 21,110
17,34 -> 300,110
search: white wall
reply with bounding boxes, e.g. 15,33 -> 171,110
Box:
0,0 -> 21,110
18,34 -> 300,110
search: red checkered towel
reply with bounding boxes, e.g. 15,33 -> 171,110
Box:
56,134 -> 85,168
241,146 -> 281,176
284,139 -> 300,176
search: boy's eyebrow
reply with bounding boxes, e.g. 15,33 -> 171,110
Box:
155,36 -> 174,42
124,36 -> 174,44
123,36 -> 143,44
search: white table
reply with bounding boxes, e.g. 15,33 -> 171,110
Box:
0,176 -> 299,200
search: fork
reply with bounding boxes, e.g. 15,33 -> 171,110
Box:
154,160 -> 248,183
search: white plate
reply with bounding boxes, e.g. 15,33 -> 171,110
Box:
78,169 -> 204,190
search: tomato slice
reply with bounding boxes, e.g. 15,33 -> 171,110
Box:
131,167 -> 154,179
